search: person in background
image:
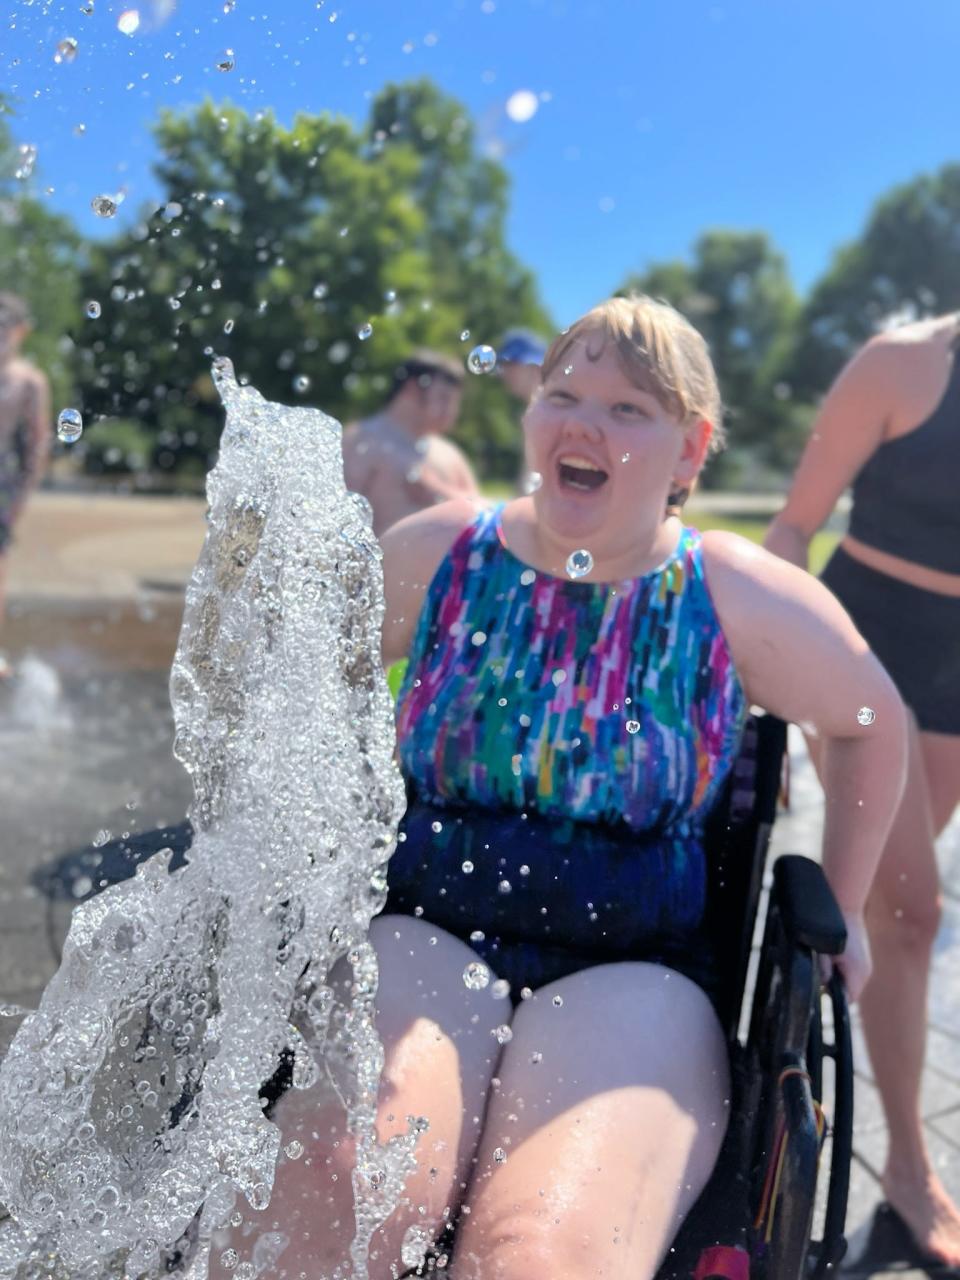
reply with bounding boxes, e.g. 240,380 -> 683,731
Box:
496,328 -> 549,494
0,293 -> 51,680
765,311 -> 960,1266
342,349 -> 481,537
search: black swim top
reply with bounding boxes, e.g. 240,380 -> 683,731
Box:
848,343 -> 960,574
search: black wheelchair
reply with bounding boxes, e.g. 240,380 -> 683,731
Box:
37,712 -> 853,1279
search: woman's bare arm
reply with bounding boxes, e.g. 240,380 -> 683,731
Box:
705,531 -> 908,996
764,338 -> 896,568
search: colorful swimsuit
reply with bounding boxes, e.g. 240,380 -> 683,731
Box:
385,505 -> 747,1001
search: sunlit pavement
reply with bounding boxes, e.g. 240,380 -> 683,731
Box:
1,492 -> 957,1276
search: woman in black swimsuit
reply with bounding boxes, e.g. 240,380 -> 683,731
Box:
766,312 -> 960,1266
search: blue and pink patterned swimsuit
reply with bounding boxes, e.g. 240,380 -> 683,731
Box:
386,504 -> 747,1000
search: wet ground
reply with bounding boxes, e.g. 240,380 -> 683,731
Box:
1,492 -> 958,1278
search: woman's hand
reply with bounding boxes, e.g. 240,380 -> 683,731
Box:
824,909 -> 872,1003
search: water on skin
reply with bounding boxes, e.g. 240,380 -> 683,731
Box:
0,362 -> 415,1278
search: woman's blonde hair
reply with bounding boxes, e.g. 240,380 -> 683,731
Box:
540,294 -> 726,454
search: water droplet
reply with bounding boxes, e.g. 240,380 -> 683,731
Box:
625,720 -> 640,734
217,50 -> 236,71
857,707 -> 876,726
497,879 -> 512,895
117,9 -> 140,36
563,364 -> 574,375
431,820 -> 443,834
328,340 -> 350,364
283,1139 -> 304,1160
505,89 -> 539,123
493,1024 -> 513,1044
471,630 -> 487,646
293,375 -> 311,394
467,344 -> 497,375
460,329 -> 471,341
463,961 -> 491,991
565,548 -> 593,579
519,568 -> 536,586
57,408 -> 83,443
461,860 -> 474,874
621,452 -> 631,463
552,994 -> 563,1008
401,1225 -> 432,1269
85,299 -> 101,319
80,2 -> 94,14
493,1147 -> 507,1164
519,864 -> 530,876
224,318 -> 235,334
54,37 -> 79,64
223,0 -> 235,10
357,322 -> 373,341
91,194 -> 117,218
525,471 -> 543,494
219,1249 -> 239,1270
469,929 -> 485,943
520,986 -> 533,1000
490,979 -> 511,1001
14,144 -> 38,180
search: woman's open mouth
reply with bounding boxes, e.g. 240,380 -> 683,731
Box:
556,453 -> 609,493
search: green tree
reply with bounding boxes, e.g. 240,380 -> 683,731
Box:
0,99 -> 82,418
619,230 -> 803,484
77,84 -> 550,485
790,164 -> 960,399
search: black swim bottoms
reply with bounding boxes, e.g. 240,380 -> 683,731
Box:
821,546 -> 960,735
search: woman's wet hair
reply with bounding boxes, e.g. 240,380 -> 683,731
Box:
541,294 -> 726,454
387,349 -> 465,402
0,292 -> 31,335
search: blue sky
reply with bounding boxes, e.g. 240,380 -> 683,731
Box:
5,0 -> 960,325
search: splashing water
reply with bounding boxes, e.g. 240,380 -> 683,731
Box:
0,362 -> 412,1278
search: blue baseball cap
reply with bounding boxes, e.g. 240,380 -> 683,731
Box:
496,328 -> 549,366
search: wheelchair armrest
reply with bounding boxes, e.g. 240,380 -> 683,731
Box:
772,856 -> 847,957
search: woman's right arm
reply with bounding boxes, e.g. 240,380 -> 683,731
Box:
380,498 -> 481,668
763,337 -> 895,569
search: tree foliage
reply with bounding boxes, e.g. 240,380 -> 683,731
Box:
75,82 -> 550,483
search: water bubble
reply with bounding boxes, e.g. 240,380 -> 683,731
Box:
14,143 -> 38,180
219,1249 -> 239,1269
857,707 -> 876,726
520,986 -> 533,1000
497,879 -> 512,895
490,979 -> 511,1001
461,860 -> 474,874
293,375 -> 311,394
463,961 -> 491,991
565,548 -> 593,579
469,930 -> 485,945
505,89 -> 539,123
54,37 -> 79,64
357,322 -> 373,341
524,471 -> 543,494
223,0 -> 236,10
81,2 -> 94,13
57,408 -> 83,443
85,299 -> 101,319
467,344 -> 497,375
519,568 -> 536,586
91,194 -> 118,218
283,1139 -> 304,1160
217,50 -> 236,71
552,994 -> 564,1008
493,1147 -> 508,1164
493,1024 -> 513,1044
460,329 -> 471,342
312,282 -> 329,300
431,820 -> 443,834
470,630 -> 487,646
117,9 -> 140,35
401,1225 -> 432,1269
224,318 -> 235,334
625,720 -> 640,734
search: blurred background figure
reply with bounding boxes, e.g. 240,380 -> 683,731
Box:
0,293 -> 51,680
496,328 -> 548,494
765,311 -> 960,1266
342,349 -> 480,537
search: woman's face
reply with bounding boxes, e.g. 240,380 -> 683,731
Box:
522,339 -> 710,550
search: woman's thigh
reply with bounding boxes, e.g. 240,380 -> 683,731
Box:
210,915 -> 505,1280
452,962 -> 730,1280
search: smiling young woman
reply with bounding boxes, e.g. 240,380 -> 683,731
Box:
227,295 -> 907,1280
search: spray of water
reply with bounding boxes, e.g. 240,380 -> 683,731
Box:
0,361 -> 413,1278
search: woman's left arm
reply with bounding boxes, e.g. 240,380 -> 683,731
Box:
703,531 -> 908,997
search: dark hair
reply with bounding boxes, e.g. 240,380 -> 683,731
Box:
387,349 -> 465,403
0,292 -> 31,333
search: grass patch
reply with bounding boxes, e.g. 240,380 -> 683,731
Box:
687,510 -> 838,576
